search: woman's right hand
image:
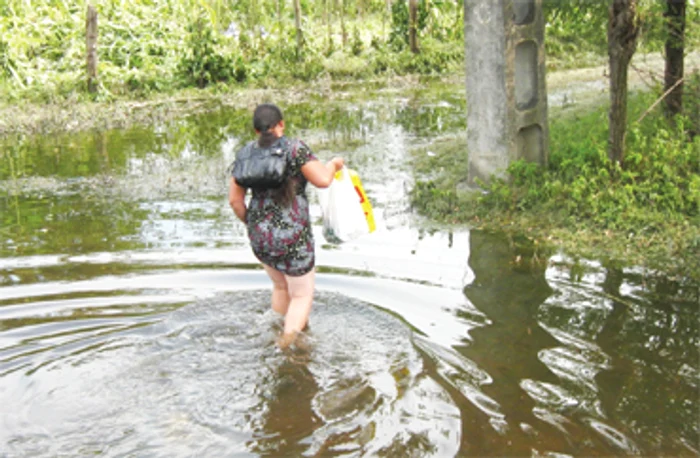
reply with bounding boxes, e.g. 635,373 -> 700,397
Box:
331,157 -> 344,171
302,156 -> 345,188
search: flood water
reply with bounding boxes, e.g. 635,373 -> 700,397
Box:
1,80 -> 698,457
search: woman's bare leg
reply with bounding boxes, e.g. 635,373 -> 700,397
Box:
279,269 -> 315,347
262,264 -> 290,315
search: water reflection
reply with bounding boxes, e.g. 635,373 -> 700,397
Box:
458,231 -> 563,455
251,356 -> 321,456
1,193 -> 148,258
594,268 -> 699,454
539,260 -> 699,455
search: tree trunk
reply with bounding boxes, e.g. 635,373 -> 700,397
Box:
325,0 -> 332,51
324,0 -> 328,41
339,0 -> 347,47
607,0 -> 639,166
251,0 -> 258,49
664,0 -> 686,118
86,5 -> 98,93
409,0 -> 419,53
293,0 -> 303,57
384,0 -> 392,37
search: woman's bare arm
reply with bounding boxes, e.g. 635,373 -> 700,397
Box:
302,157 -> 344,188
228,178 -> 248,222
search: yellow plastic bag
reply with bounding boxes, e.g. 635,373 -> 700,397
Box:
343,168 -> 376,233
319,168 -> 375,243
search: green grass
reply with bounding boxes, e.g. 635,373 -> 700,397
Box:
409,88 -> 700,280
3,0 -> 695,103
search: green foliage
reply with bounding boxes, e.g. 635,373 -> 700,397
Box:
0,37 -> 15,79
543,0 -> 609,69
351,27 -> 364,56
0,0 -> 695,102
324,52 -> 372,79
0,0 -> 468,100
411,180 -> 460,219
633,0 -> 700,53
685,71 -> 700,137
542,0 -> 700,70
469,95 -> 700,236
396,40 -> 462,74
177,14 -> 246,88
389,0 -> 429,51
408,95 -> 700,275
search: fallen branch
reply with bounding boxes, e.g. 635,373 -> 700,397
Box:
636,77 -> 684,123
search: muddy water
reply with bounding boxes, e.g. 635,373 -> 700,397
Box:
1,81 -> 698,457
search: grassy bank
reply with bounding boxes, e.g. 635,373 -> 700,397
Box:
409,84 -> 700,281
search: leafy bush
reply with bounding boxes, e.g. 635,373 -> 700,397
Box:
409,91 -> 699,276
324,53 -> 371,79
177,15 -> 245,88
474,95 -> 700,235
395,40 -> 462,74
0,37 -> 15,79
685,71 -> 700,137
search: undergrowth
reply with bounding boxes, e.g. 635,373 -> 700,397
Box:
410,86 -> 700,279
1,0 -> 696,103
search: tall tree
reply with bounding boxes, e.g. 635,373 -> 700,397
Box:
293,0 -> 303,57
607,0 -> 639,166
325,0 -> 332,52
408,0 -> 419,53
664,0 -> 686,118
339,0 -> 347,47
384,0 -> 392,36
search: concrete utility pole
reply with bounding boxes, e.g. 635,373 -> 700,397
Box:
464,0 -> 549,186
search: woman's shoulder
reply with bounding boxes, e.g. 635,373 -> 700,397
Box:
235,139 -> 259,158
285,137 -> 315,159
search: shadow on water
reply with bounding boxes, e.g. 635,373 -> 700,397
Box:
0,78 -> 699,456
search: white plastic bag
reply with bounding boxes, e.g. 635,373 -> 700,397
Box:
319,168 -> 369,243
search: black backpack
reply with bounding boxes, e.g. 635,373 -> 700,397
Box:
232,139 -> 291,189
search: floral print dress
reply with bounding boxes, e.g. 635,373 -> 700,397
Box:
236,136 -> 318,276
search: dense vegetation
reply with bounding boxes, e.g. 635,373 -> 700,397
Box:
407,1 -> 700,279
1,0 -> 697,102
0,0 -> 464,101
1,0 -> 699,278
410,87 -> 700,278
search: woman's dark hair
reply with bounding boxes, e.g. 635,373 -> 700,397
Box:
253,103 -> 283,148
253,103 -> 295,205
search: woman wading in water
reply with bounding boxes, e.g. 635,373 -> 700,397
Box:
228,104 -> 344,348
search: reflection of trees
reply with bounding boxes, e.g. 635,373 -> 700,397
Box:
535,260 -> 698,455
286,103 -> 372,149
0,193 -> 148,258
249,356 -> 321,456
459,230 -> 561,455
594,266 -> 630,424
594,268 -> 699,455
393,91 -> 465,137
0,107 -> 252,180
